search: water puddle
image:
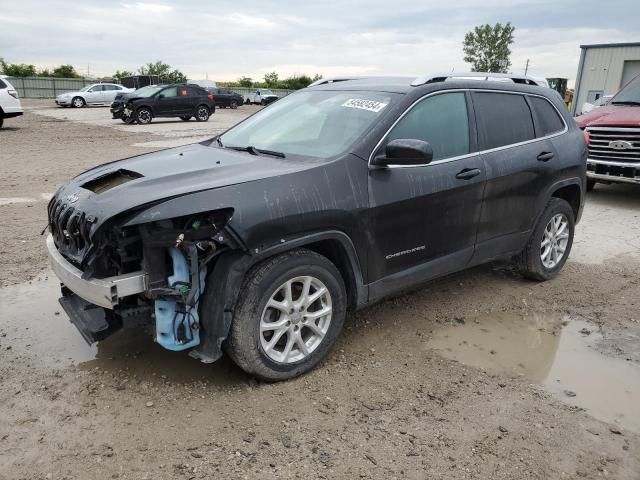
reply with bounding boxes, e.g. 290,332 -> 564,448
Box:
0,273 -> 245,384
427,311 -> 640,433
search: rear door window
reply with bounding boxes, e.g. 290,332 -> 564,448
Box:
473,92 -> 535,150
386,92 -> 470,161
529,96 -> 565,137
161,87 -> 178,97
0,79 -> 6,89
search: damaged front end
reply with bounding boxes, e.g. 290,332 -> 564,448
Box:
47,200 -> 238,360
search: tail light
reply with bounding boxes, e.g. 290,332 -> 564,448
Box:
207,94 -> 214,101
583,130 -> 590,145
8,89 -> 19,99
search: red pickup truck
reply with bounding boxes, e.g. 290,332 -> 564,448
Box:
575,73 -> 640,190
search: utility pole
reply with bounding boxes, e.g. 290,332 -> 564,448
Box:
524,59 -> 530,75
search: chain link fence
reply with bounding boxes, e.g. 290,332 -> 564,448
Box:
6,77 -> 297,99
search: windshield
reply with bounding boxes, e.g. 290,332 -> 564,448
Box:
80,85 -> 92,92
612,74 -> 640,104
133,85 -> 164,97
219,90 -> 396,158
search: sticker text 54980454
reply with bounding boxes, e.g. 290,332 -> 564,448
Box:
342,98 -> 388,113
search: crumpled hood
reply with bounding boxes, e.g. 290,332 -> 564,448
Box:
52,143 -> 318,232
575,105 -> 640,128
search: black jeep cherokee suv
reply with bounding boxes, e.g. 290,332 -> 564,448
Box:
110,83 -> 215,124
47,75 -> 586,380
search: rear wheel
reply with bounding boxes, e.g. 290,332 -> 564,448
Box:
72,96 -> 85,108
135,107 -> 152,125
0,116 -> 4,129
180,115 -> 191,121
586,178 -> 596,192
516,197 -> 575,281
195,105 -> 210,122
225,249 -> 346,381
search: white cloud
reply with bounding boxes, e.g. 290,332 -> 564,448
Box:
122,2 -> 172,13
1,0 -> 639,83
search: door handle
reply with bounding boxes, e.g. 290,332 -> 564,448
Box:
537,152 -> 554,162
455,168 -> 481,180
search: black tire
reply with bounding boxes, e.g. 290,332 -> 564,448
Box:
261,99 -> 266,106
516,197 -> 575,281
0,116 -> 3,129
245,98 -> 250,105
195,105 -> 210,122
123,114 -> 136,125
586,178 -> 596,192
230,100 -> 238,109
135,107 -> 153,125
180,115 -> 191,121
71,96 -> 85,108
224,249 -> 347,381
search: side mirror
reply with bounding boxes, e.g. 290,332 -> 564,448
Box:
158,94 -> 165,99
372,139 -> 434,167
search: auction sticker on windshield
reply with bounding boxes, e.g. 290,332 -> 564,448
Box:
342,98 -> 388,113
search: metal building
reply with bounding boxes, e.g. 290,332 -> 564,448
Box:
573,41 -> 640,115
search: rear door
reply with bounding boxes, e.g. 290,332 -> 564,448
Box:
367,91 -> 486,285
471,91 -> 558,258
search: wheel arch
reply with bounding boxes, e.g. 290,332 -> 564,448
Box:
551,182 -> 582,221
193,230 -> 367,363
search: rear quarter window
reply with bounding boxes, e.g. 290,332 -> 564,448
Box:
0,79 -> 6,89
473,92 -> 535,150
530,96 -> 565,137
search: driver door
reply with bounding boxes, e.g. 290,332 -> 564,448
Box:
367,91 -> 486,292
155,86 -> 179,115
84,85 -> 104,104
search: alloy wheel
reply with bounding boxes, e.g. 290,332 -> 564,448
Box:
540,213 -> 569,269
197,107 -> 209,120
260,276 -> 332,364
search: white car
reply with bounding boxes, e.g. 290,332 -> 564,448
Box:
0,75 -> 23,129
580,94 -> 614,115
55,83 -> 134,108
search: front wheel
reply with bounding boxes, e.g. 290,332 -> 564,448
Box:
586,178 -> 596,192
224,249 -> 346,381
230,100 -> 238,109
72,96 -> 85,108
135,107 -> 153,125
195,105 -> 210,122
516,197 -> 575,281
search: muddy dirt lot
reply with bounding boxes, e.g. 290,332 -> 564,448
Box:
0,101 -> 639,479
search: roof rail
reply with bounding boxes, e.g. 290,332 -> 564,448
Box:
411,72 -> 543,87
307,76 -> 370,87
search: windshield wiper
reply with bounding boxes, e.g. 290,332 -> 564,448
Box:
611,100 -> 640,106
225,145 -> 286,158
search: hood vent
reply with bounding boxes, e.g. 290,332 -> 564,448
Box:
82,169 -> 144,194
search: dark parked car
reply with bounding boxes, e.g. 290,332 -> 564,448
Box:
47,74 -> 586,381
110,84 -> 215,124
206,88 -> 243,109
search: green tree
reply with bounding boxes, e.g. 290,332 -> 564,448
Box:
113,70 -> 134,81
138,61 -> 187,83
238,76 -> 253,87
263,71 -> 279,88
281,74 -> 315,90
0,58 -> 37,77
51,64 -> 82,78
462,22 -> 515,73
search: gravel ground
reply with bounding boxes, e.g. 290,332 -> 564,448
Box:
0,101 -> 638,479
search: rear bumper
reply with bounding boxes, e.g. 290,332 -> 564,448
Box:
587,158 -> 640,185
46,234 -> 147,309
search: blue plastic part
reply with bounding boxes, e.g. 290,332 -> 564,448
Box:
154,247 -> 206,351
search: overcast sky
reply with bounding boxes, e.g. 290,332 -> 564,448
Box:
1,0 -> 639,85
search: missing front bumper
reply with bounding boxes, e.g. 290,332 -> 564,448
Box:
46,234 -> 147,309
